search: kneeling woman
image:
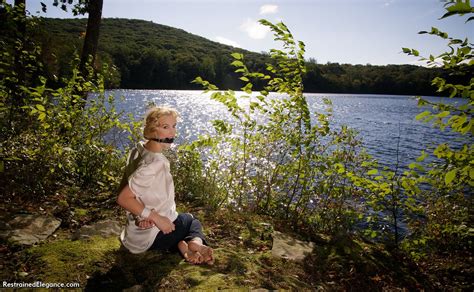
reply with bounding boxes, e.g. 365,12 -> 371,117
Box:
117,106 -> 213,264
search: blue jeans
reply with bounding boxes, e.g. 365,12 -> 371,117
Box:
148,213 -> 207,252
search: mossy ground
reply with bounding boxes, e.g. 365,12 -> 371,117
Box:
1,203 -> 472,290
14,209 -> 311,290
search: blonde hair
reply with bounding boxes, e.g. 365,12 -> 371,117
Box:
143,106 -> 179,139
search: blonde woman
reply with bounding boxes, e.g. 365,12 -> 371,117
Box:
117,106 -> 213,265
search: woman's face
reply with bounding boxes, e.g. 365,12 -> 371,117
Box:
155,114 -> 177,148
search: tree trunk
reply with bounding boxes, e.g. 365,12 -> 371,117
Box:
79,0 -> 103,89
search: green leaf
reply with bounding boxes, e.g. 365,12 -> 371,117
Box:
231,60 -> 244,67
367,169 -> 378,175
445,169 -> 457,185
335,163 -> 345,174
416,150 -> 428,162
441,1 -> 474,19
192,76 -> 203,84
242,83 -> 253,94
36,104 -> 45,111
231,52 -> 243,60
416,111 -> 431,121
436,111 -> 450,118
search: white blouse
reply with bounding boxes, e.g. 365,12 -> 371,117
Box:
119,142 -> 178,254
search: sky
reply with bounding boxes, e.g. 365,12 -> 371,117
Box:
21,0 -> 474,66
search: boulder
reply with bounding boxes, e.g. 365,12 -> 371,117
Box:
4,214 -> 61,245
73,219 -> 122,240
271,231 -> 315,261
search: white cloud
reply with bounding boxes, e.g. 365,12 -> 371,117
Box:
240,18 -> 270,40
260,4 -> 278,15
215,36 -> 240,48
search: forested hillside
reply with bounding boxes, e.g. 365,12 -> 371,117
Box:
34,17 -> 442,94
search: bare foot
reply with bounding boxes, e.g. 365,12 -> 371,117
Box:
178,240 -> 203,264
188,240 -> 214,265
198,245 -> 214,265
186,249 -> 203,264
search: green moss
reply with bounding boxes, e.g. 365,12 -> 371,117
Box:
155,248 -> 248,290
74,208 -> 88,217
178,268 -> 230,289
28,236 -> 120,284
155,247 -> 311,290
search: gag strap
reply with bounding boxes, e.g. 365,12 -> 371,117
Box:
146,137 -> 174,143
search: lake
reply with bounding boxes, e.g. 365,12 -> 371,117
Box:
107,89 -> 468,171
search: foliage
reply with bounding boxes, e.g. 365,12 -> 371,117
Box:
400,0 -> 473,256
340,0 -> 473,253
340,0 -> 473,254
183,20 -> 374,236
0,1 -> 140,201
50,0 -> 89,15
181,4 -> 472,256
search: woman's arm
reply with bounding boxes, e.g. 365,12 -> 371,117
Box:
117,184 -> 147,217
117,185 -> 175,234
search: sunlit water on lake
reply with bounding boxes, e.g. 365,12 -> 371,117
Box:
107,89 -> 469,171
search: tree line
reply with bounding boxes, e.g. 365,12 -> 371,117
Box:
31,17 -> 446,95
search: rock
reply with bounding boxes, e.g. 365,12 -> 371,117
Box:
4,214 -> 61,245
271,231 -> 315,262
72,219 -> 122,240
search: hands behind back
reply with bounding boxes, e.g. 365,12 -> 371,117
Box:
135,209 -> 175,234
136,218 -> 154,230
149,211 -> 175,234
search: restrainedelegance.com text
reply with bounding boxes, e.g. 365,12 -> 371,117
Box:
3,281 -> 81,289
